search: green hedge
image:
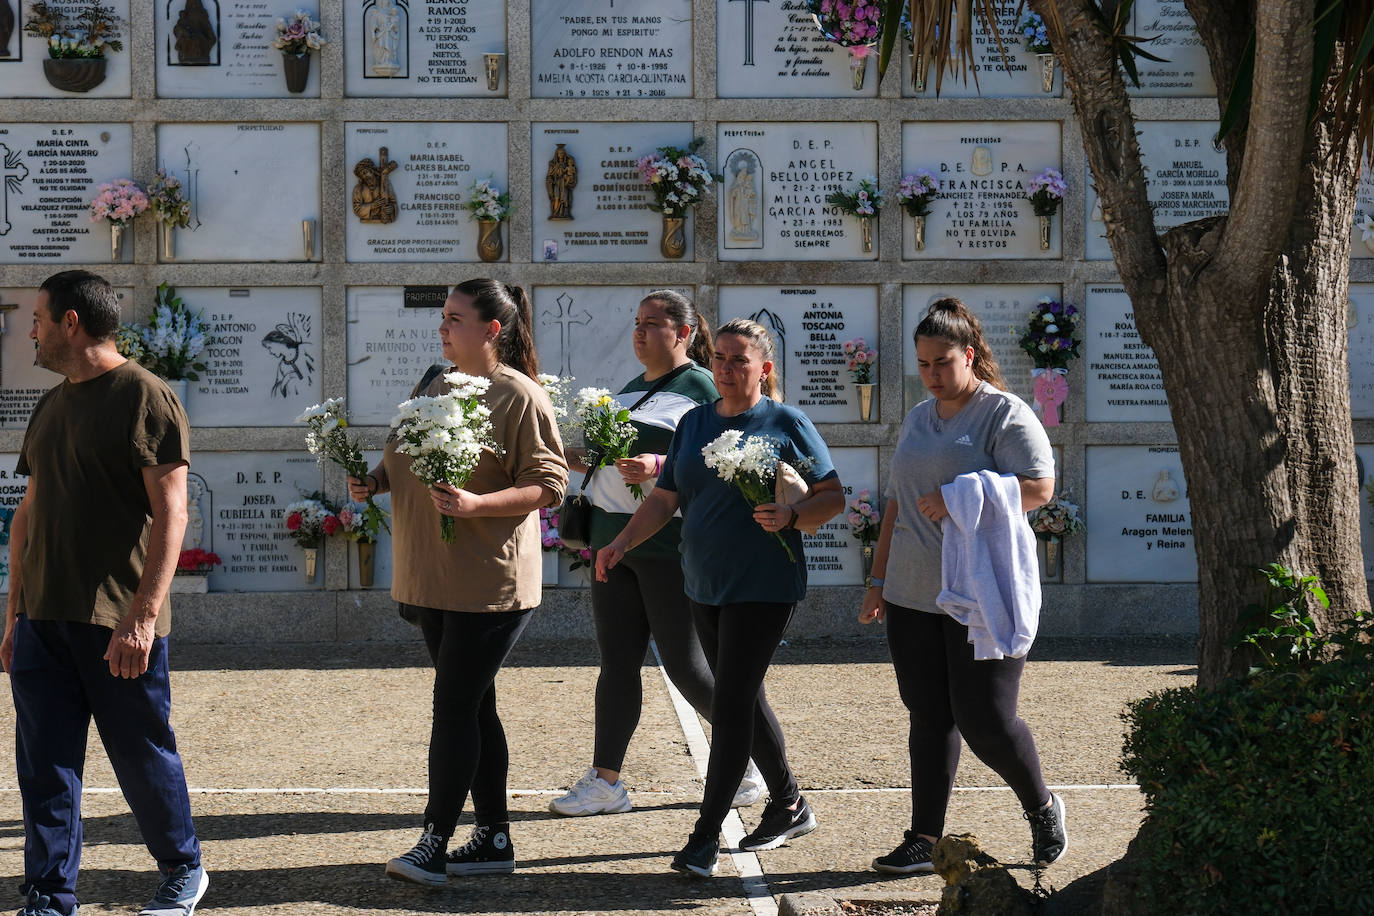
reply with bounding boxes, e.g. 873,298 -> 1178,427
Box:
1120,653 -> 1374,914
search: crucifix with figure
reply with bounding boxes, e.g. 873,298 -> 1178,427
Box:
731,0 -> 768,66
541,292 -> 593,377
2,142 -> 30,237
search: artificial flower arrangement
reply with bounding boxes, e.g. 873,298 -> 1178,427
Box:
575,387 -> 642,497
284,495 -> 339,549
336,501 -> 382,544
701,430 -> 797,562
1017,297 -> 1081,370
24,0 -> 125,58
88,179 -> 147,227
896,171 -> 939,218
846,489 -> 880,545
391,371 -> 497,544
1026,167 -> 1067,218
538,506 -> 593,571
296,398 -> 390,538
1026,494 -> 1085,540
270,8 -> 323,55
806,0 -> 882,46
842,337 -> 877,385
637,137 -> 720,219
1019,11 -> 1052,54
176,548 -> 221,575
116,283 -> 211,382
465,177 -> 512,222
148,169 -> 191,229
826,176 -> 884,217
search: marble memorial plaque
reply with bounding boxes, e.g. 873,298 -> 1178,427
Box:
532,0 -> 692,99
716,0 -> 877,98
155,0 -> 319,97
1128,0 -> 1215,97
904,6 -> 1059,98
532,285 -> 692,390
155,123 -> 321,263
189,452 -> 324,591
1084,284 -> 1170,422
1351,168 -> 1374,260
1348,284 -> 1374,418
3,0 -> 132,98
180,287 -> 323,425
902,283 -> 1060,410
1358,444 -> 1374,580
717,121 -> 879,262
1085,445 -> 1196,583
802,446 -> 879,587
902,121 -> 1062,259
0,287 -> 130,428
347,286 -> 447,425
531,123 -> 694,263
0,453 -> 24,594
0,124 -> 134,264
345,122 -> 508,262
344,0 -> 504,97
1086,121 -> 1227,260
717,285 -> 879,424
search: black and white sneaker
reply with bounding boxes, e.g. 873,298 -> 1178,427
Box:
1026,792 -> 1068,866
385,823 -> 449,887
670,834 -> 720,878
446,822 -> 515,875
738,795 -> 817,852
872,831 -> 936,874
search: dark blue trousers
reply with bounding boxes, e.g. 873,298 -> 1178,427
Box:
9,617 -> 200,915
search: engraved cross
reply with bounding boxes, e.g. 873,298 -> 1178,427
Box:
1,142 -> 31,237
540,292 -> 593,376
730,0 -> 769,66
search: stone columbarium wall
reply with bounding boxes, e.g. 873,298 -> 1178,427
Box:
3,0 -> 1373,643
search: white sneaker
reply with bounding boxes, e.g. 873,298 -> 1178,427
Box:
732,759 -> 764,808
549,767 -> 632,816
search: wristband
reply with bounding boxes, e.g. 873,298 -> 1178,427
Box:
653,454 -> 663,476
781,504 -> 798,530
866,576 -> 885,589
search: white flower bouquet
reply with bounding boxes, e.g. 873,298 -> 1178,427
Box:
636,137 -> 720,219
575,386 -> 642,497
296,397 -> 390,538
464,177 -> 512,222
391,371 -> 497,544
701,430 -> 796,562
285,496 -> 339,548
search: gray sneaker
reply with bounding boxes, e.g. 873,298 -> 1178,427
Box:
1026,792 -> 1068,866
139,864 -> 209,916
18,889 -> 70,916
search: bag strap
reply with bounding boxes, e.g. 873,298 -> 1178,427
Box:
578,362 -> 695,493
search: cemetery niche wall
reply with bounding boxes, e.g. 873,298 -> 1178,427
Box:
5,0 -> 1372,640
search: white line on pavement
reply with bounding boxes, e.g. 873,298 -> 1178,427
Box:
650,639 -> 779,916
0,783 -> 1143,795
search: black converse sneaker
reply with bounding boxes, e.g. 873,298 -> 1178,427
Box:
738,795 -> 817,852
446,822 -> 515,875
1026,792 -> 1068,866
872,831 -> 936,874
670,833 -> 720,878
385,823 -> 449,886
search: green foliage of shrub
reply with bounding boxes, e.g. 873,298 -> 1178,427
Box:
1121,645 -> 1374,913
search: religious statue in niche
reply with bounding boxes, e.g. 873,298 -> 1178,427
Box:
365,0 -> 405,76
725,149 -> 762,248
171,0 -> 217,64
262,313 -> 316,399
352,147 -> 399,224
182,473 -> 209,551
1150,470 -> 1180,503
971,146 -> 994,177
1,0 -> 16,58
546,144 -> 578,220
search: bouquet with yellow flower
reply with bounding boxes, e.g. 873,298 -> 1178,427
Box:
575,386 -> 642,498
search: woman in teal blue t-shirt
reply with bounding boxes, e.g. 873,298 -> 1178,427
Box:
597,317 -> 844,877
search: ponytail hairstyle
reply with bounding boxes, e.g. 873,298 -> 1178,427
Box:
716,317 -> 782,401
453,278 -> 539,379
642,288 -> 714,366
913,297 -> 1007,391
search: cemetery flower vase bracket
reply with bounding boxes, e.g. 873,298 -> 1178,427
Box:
464,177 -> 511,263
1027,495 -> 1084,583
269,9 -> 323,93
637,137 -> 720,260
660,216 -> 686,259
1038,54 -> 1056,94
898,171 -> 938,252
284,496 -> 338,581
1017,297 -> 1080,427
149,168 -> 191,262
1019,12 -> 1055,94
87,179 -> 147,263
843,337 -> 878,422
24,0 -> 126,92
848,45 -> 870,90
846,490 -> 881,582
356,540 -> 375,587
1026,167 -> 1064,251
826,176 -> 883,253
806,0 -> 883,91
477,219 -> 503,262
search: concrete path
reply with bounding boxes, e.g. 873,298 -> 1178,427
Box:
0,636 -> 1195,914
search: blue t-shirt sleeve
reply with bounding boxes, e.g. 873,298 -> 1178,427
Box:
781,408 -> 837,484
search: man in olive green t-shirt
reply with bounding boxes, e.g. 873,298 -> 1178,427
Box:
1,271 -> 208,916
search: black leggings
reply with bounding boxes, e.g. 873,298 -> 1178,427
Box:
590,553 -> 716,773
410,604 -> 532,837
886,602 -> 1050,837
690,600 -> 799,840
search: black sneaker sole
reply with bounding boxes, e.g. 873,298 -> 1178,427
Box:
738,808 -> 818,852
1032,793 -> 1069,866
671,858 -> 717,878
872,858 -> 936,875
446,860 -> 515,876
385,859 -> 447,887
